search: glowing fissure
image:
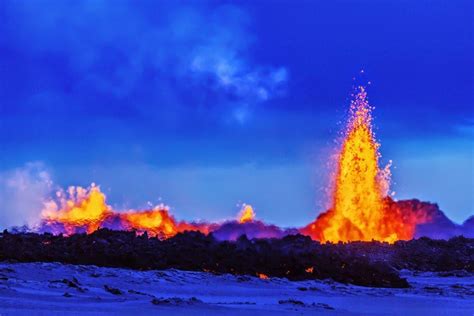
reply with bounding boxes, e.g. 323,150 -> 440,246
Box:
38,86 -> 432,242
41,185 -> 210,238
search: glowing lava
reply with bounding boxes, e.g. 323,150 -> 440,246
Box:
325,86 -> 393,242
303,86 -> 420,243
40,185 -> 209,238
238,204 -> 256,223
38,86 -> 433,242
41,184 -> 111,234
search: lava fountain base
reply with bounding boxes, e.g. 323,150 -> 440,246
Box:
1,229 -> 472,288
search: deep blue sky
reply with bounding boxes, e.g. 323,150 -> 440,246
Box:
0,0 -> 472,228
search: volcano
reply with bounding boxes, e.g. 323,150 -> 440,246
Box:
2,85 -> 473,316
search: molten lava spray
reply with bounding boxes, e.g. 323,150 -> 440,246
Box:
238,204 -> 256,223
40,185 -> 210,238
326,86 -> 392,242
41,184 -> 111,235
303,86 -> 417,243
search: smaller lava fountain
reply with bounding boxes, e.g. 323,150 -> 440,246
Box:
238,204 -> 256,223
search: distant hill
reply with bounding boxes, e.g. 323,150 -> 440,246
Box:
396,199 -> 472,239
462,216 -> 474,238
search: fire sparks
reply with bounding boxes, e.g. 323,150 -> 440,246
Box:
238,204 -> 255,223
323,86 -> 394,242
302,86 -> 429,243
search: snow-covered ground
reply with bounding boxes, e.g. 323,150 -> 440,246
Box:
0,262 -> 472,315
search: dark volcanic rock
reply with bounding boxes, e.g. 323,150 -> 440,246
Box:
0,229 -> 472,288
104,285 -> 123,295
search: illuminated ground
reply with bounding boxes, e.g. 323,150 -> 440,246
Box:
0,262 -> 472,315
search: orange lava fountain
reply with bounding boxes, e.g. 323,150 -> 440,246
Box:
41,184 -> 111,235
238,204 -> 256,223
303,86 -> 420,243
41,184 -> 210,238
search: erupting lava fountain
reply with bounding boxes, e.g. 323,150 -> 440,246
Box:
302,86 -> 425,243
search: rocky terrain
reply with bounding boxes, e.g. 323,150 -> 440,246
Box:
1,229 -> 472,288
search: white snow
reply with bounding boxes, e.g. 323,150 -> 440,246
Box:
0,262 -> 472,315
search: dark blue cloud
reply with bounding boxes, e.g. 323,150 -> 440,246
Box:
0,0 -> 472,225
0,1 -> 287,122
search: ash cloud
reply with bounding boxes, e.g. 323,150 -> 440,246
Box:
0,162 -> 52,229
